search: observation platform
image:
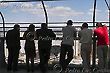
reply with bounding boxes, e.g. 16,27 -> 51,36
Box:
0,22 -> 110,73
1,67 -> 110,73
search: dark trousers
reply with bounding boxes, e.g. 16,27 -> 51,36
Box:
59,44 -> 73,71
38,45 -> 51,72
7,48 -> 19,70
25,54 -> 34,71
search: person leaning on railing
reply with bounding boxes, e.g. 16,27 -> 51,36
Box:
59,20 -> 77,73
36,23 -> 56,73
94,22 -> 109,70
23,24 -> 36,72
78,23 -> 93,72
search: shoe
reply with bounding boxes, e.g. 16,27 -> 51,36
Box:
85,69 -> 90,73
40,70 -> 47,73
27,69 -> 30,72
31,69 -> 34,72
13,69 -> 18,72
60,70 -> 67,73
7,69 -> 12,72
7,67 -> 12,71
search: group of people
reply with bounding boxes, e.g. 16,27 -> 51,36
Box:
5,20 -> 109,73
78,22 -> 109,73
6,23 -> 56,73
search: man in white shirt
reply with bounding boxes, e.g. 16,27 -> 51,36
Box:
78,23 -> 93,72
59,20 -> 77,73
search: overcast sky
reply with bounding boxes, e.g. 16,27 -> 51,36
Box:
0,0 -> 109,23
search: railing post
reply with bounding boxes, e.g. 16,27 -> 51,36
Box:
92,0 -> 97,69
0,37 -> 6,68
92,36 -> 96,68
106,0 -> 110,69
0,12 -> 6,68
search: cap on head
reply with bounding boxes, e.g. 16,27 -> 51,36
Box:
67,20 -> 73,25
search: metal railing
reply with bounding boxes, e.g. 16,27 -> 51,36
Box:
0,22 -> 109,65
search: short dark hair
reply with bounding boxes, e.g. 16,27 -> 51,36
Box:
96,22 -> 103,27
82,22 -> 88,28
41,23 -> 47,29
14,24 -> 20,29
29,24 -> 35,31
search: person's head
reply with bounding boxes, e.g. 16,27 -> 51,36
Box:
14,24 -> 20,31
29,24 -> 35,31
82,22 -> 88,29
96,22 -> 103,28
67,20 -> 73,25
41,23 -> 47,29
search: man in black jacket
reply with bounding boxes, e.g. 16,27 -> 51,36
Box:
6,24 -> 21,72
36,23 -> 56,73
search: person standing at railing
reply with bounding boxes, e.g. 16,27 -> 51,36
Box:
59,20 -> 77,73
36,23 -> 56,73
6,24 -> 21,72
94,22 -> 109,70
78,23 -> 93,72
23,24 -> 36,72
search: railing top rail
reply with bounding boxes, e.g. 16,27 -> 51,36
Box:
0,21 -> 109,24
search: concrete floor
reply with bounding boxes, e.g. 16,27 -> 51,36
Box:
0,63 -> 110,73
1,68 -> 110,73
